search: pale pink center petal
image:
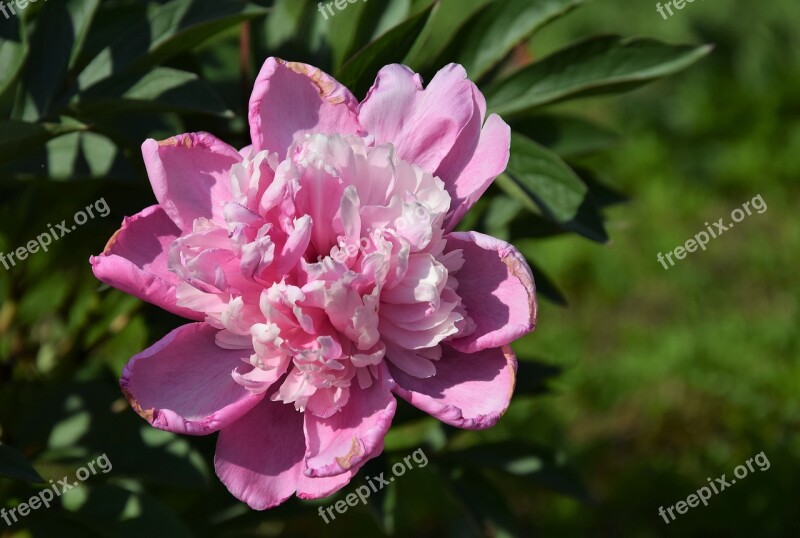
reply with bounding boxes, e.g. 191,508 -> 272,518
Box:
163,134 -> 477,420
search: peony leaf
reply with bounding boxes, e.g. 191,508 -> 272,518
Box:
17,0 -> 101,120
445,441 -> 593,502
0,443 -> 45,483
505,132 -> 588,223
515,358 -> 563,394
77,0 -> 268,91
335,4 -> 434,99
440,468 -> 520,537
403,0 -> 493,73
0,120 -> 87,165
487,36 -> 713,117
72,67 -> 233,118
512,114 -> 620,158
454,0 -> 587,81
0,12 -> 27,106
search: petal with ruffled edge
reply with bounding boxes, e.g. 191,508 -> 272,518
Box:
390,345 -> 517,430
215,398 -> 358,510
303,364 -> 396,478
249,58 -> 362,159
442,114 -> 510,230
446,231 -> 536,353
358,64 -> 475,174
90,205 -> 203,320
143,132 -> 242,231
120,323 -> 264,435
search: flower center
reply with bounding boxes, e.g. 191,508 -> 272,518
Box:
168,134 -> 473,417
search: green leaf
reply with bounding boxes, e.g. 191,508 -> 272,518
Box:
67,0 -> 103,71
455,0 -> 586,81
257,0 -> 329,69
63,485 -> 194,537
335,4 -> 434,99
512,114 -> 620,158
484,194 -> 523,241
441,468 -> 520,538
487,36 -> 713,116
0,14 -> 28,105
404,0 -> 493,73
444,441 -> 593,503
0,120 -> 87,165
515,358 -> 563,394
325,0 -> 383,72
525,259 -> 567,306
78,0 -> 269,90
264,0 -> 312,49
0,443 -> 45,482
506,132 -> 588,222
362,455 -> 397,535
18,0 -> 101,120
562,195 -> 609,243
575,166 -> 629,208
72,67 -> 233,117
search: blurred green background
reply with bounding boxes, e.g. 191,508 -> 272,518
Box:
0,0 -> 797,536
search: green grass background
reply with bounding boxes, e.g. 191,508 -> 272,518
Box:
504,0 -> 800,534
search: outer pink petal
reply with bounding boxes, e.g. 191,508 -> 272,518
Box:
90,205 -> 202,320
446,231 -> 536,353
215,398 -> 358,509
249,58 -> 362,158
143,132 -> 242,231
358,64 -> 475,174
443,114 -> 510,230
390,345 -> 517,430
303,364 -> 396,478
121,323 -> 264,435
214,398 -> 306,510
296,466 -> 359,500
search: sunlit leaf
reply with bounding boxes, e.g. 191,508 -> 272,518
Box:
506,131 -> 588,222
335,4 -> 434,98
73,67 -> 233,117
78,0 -> 268,90
0,120 -> 87,165
454,0 -> 586,81
18,0 -> 101,120
487,36 -> 713,116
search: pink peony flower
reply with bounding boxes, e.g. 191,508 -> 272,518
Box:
91,58 -> 536,509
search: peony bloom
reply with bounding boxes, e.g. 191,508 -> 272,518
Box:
91,58 -> 536,509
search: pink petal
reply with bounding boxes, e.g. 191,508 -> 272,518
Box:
296,467 -> 359,500
249,58 -> 362,158
446,231 -> 536,353
120,323 -> 264,435
90,205 -> 202,320
384,342 -> 437,378
215,398 -> 356,509
143,132 -> 242,231
215,398 -> 305,510
303,364 -> 395,477
390,345 -> 517,430
443,114 -> 510,230
359,64 -> 475,174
